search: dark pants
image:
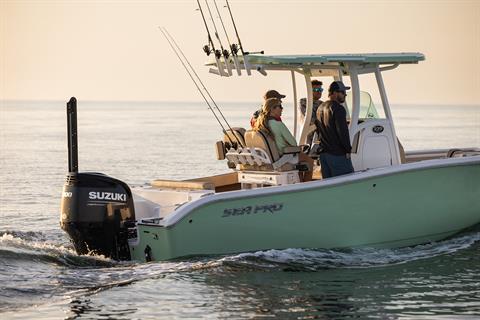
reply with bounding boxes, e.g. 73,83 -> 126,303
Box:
319,153 -> 354,178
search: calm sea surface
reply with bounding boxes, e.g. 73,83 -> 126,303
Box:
0,100 -> 479,319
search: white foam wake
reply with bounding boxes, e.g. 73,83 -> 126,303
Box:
218,230 -> 480,270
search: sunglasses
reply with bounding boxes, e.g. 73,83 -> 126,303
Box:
313,87 -> 324,93
274,105 -> 283,110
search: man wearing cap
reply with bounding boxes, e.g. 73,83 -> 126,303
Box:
300,80 -> 324,122
315,81 -> 354,178
250,90 -> 286,128
299,80 -> 324,145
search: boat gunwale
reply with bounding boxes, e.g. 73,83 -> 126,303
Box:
137,155 -> 480,228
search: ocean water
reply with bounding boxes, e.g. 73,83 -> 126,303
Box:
0,100 -> 479,319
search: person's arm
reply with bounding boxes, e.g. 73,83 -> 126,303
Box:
334,105 -> 352,153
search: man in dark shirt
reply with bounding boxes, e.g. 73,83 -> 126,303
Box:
315,81 -> 354,178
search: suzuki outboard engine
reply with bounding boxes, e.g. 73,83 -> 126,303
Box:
60,98 -> 135,260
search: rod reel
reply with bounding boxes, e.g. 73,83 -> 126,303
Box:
222,49 -> 230,59
230,43 -> 239,55
203,44 -> 212,56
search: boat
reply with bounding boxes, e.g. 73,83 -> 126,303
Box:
60,51 -> 480,262
60,7 -> 480,262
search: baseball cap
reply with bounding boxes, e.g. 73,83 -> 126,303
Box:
264,89 -> 286,100
328,81 -> 351,93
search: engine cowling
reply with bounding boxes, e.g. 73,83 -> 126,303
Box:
60,172 -> 135,260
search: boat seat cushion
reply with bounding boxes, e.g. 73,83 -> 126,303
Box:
151,179 -> 215,190
241,130 -> 298,172
244,129 -> 281,162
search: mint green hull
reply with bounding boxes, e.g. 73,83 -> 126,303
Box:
129,160 -> 480,262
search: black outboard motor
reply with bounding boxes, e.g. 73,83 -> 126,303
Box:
60,97 -> 135,260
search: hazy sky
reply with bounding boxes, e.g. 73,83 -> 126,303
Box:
1,0 -> 479,105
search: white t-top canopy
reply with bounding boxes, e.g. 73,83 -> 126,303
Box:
245,52 -> 425,67
206,52 -> 425,72
206,52 -> 425,77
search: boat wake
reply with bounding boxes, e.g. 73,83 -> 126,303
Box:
216,230 -> 480,271
0,231 -> 117,267
2,228 -> 479,273
1,228 -> 479,314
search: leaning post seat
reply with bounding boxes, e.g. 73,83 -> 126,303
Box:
224,130 -> 302,186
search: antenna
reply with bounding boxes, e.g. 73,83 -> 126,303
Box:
204,0 -> 232,76
159,27 -> 244,148
196,0 -> 227,76
213,0 -> 242,75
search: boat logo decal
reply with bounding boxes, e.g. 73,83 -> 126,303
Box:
222,203 -> 284,218
372,125 -> 384,133
88,191 -> 127,202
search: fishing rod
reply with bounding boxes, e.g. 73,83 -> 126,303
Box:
204,0 -> 232,76
225,0 -> 251,75
162,27 -> 244,148
159,27 -> 244,148
196,0 -> 227,76
213,0 -> 242,76
158,27 -> 234,146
